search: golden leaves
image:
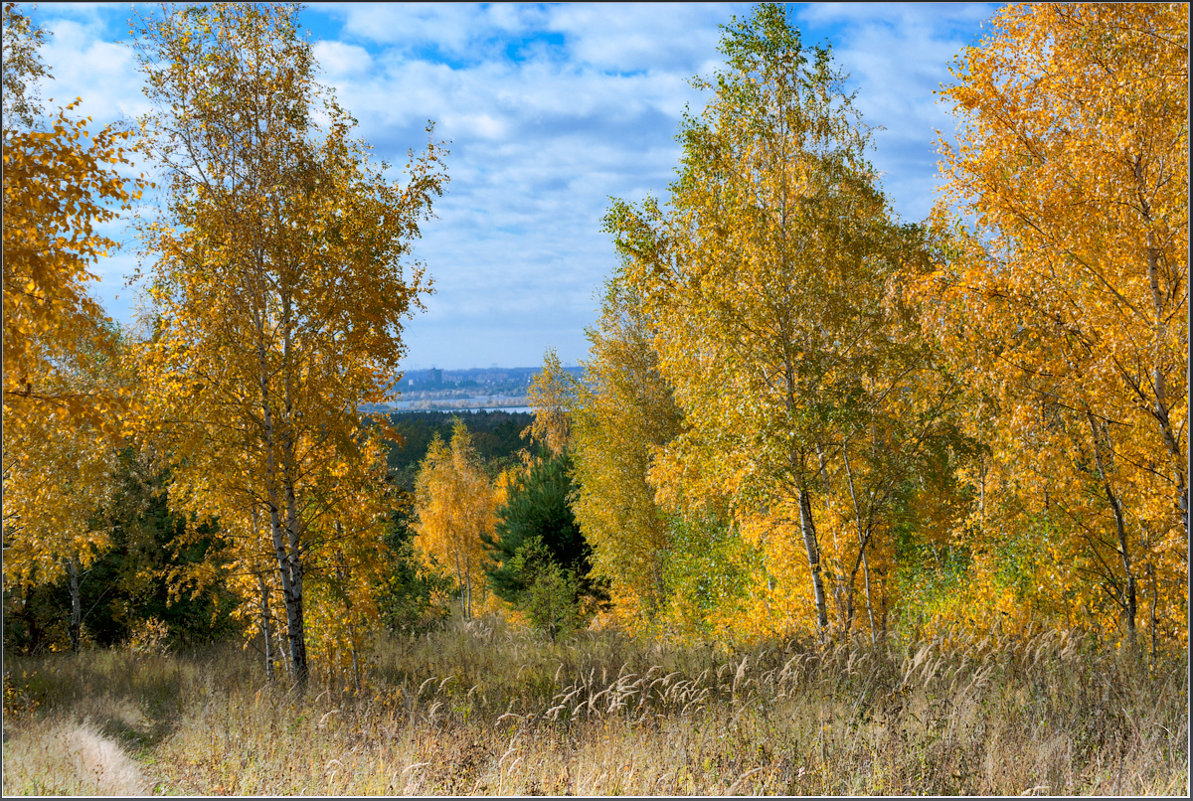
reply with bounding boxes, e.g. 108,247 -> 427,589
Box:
928,1 -> 1188,640
570,278 -> 682,631
3,110 -> 145,419
525,350 -> 575,458
115,2 -> 448,674
412,420 -> 496,614
597,4 -> 932,642
2,5 -> 149,590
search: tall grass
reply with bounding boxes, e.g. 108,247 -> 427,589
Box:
4,620 -> 1187,795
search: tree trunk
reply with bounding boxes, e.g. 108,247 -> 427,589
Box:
263,472 -> 307,686
798,480 -> 829,641
841,446 -> 878,644
463,553 -> 473,619
279,426 -> 309,685
1086,410 -> 1136,638
843,582 -> 855,635
349,623 -> 361,695
256,325 -> 309,688
264,462 -> 308,686
277,627 -> 291,678
281,552 -> 309,686
279,395 -> 309,683
1147,561 -> 1158,669
277,291 -> 310,687
67,557 -> 81,654
257,572 -> 275,681
1142,212 -> 1187,537
253,507 -> 276,681
860,545 -> 877,644
454,552 -> 469,620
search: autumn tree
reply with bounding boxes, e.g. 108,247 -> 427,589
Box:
925,2 -> 1188,643
3,3 -> 144,617
523,349 -> 576,458
2,1 -> 48,128
606,4 -> 927,641
300,436 -> 393,689
133,2 -> 446,683
570,277 -> 682,628
3,441 -> 239,655
376,492 -> 453,634
412,419 -> 495,619
3,3 -> 143,422
567,279 -> 760,641
1,346 -> 119,636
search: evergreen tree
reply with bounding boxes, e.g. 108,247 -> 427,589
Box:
484,453 -> 605,634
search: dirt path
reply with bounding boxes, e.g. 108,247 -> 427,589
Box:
2,719 -> 150,796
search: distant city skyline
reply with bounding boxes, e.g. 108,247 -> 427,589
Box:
22,2 -> 997,369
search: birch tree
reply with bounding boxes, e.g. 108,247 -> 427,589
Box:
571,277 -> 681,627
412,420 -> 495,619
607,4 -> 917,640
925,2 -> 1187,642
134,2 -> 446,683
3,3 -> 144,600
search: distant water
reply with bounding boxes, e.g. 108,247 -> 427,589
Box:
387,404 -> 533,414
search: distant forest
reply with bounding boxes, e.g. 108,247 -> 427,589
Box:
385,410 -> 533,491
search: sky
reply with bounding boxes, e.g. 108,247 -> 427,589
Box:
20,2 -> 998,370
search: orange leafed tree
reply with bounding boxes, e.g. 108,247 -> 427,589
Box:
2,2 -> 144,594
133,2 -> 446,683
924,2 -> 1188,643
412,419 -> 497,619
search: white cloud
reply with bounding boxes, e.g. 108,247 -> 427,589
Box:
542,3 -> 739,72
791,3 -> 998,222
313,2 -> 535,56
313,40 -> 373,77
37,17 -> 148,124
18,2 -> 996,369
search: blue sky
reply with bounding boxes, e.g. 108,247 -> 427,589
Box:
21,2 -> 998,369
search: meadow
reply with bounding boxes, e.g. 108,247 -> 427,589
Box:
3,619 -> 1187,796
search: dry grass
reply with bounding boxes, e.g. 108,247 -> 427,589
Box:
3,620 -> 1188,795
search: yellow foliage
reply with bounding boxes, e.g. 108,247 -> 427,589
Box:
130,2 -> 446,680
605,4 -> 943,643
923,2 -> 1188,644
571,278 -> 680,628
524,349 -> 575,458
2,4 -> 145,589
413,419 -> 497,618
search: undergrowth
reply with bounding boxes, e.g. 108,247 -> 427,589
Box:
3,620 -> 1187,795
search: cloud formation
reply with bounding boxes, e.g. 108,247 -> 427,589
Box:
20,2 -> 996,369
